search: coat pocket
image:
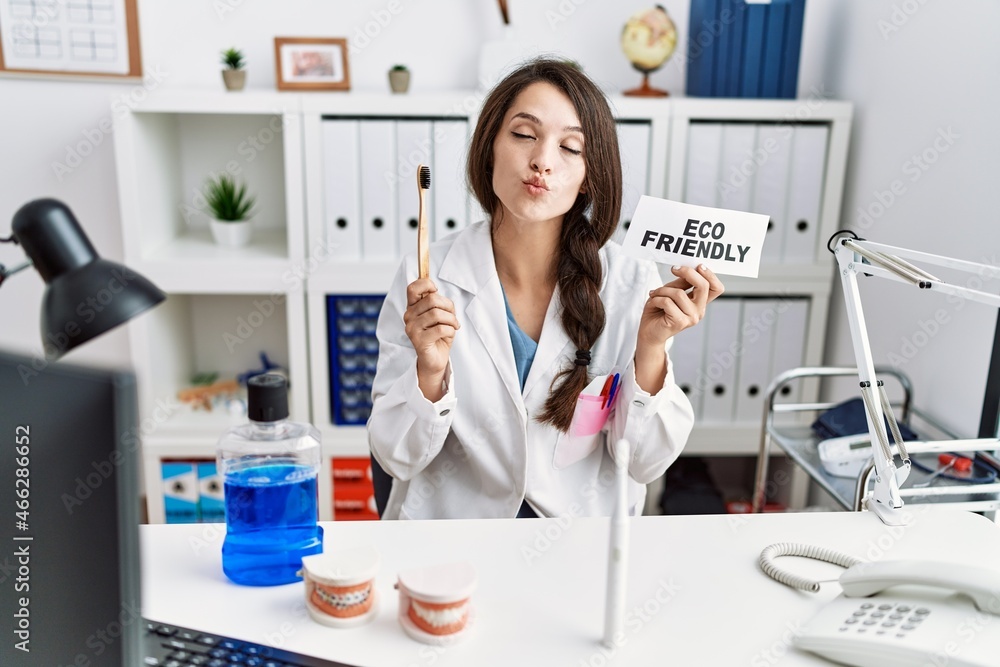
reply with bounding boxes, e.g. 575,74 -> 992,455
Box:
553,394 -> 611,469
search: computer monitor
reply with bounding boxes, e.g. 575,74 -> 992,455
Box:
980,313 -> 1000,439
979,315 -> 1000,473
0,350 -> 142,666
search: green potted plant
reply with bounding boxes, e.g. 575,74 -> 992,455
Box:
388,64 -> 410,94
204,174 -> 256,247
221,47 -> 246,91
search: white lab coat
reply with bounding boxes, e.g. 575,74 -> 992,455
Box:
368,221 -> 694,520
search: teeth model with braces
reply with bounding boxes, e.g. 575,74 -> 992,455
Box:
300,546 -> 380,628
311,582 -> 373,616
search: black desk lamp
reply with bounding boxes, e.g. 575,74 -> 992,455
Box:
0,198 -> 165,358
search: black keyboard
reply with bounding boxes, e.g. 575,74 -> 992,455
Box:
143,620 -> 353,667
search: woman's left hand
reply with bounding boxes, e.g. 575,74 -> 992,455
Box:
638,264 -> 725,348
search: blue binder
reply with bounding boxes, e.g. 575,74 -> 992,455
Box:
689,0 -> 805,99
740,3 -> 767,97
760,1 -> 789,98
780,0 -> 806,98
713,0 -> 733,97
726,0 -> 748,97
685,0 -> 718,96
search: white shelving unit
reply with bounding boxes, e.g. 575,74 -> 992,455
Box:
114,90 -> 852,521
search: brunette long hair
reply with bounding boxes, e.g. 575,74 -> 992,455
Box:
466,58 -> 623,431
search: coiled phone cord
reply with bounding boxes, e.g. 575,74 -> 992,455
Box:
759,543 -> 864,593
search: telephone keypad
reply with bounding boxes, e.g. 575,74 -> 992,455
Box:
840,602 -> 932,638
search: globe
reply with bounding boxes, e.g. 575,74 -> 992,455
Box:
621,5 -> 677,97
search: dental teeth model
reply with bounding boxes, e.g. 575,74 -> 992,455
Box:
300,545 -> 380,628
396,561 -> 477,645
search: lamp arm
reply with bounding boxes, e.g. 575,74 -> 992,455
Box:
835,244 -> 910,524
0,233 -> 30,287
841,238 -> 1000,306
0,260 -> 33,288
831,234 -> 1000,525
856,239 -> 1000,278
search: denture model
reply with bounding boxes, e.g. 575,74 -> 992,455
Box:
300,545 -> 380,628
395,561 -> 477,645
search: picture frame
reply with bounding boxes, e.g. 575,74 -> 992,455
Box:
274,37 -> 350,91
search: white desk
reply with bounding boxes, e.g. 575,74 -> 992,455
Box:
141,509 -> 1000,666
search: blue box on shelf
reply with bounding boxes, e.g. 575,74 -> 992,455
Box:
197,461 -> 226,523
327,294 -> 385,426
686,0 -> 805,99
161,461 -> 199,524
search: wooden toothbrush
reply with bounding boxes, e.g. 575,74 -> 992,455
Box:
417,164 -> 431,279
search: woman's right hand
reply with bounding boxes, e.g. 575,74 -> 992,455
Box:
403,278 -> 460,400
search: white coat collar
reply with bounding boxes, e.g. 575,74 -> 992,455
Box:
437,221 -> 495,295
437,222 -> 572,405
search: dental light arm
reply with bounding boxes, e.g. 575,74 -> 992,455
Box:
830,231 -> 1000,525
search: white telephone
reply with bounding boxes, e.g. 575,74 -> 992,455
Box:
760,544 -> 1000,667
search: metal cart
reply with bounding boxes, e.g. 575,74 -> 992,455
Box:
751,366 -> 1000,519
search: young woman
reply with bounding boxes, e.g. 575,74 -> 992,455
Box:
369,58 -> 724,520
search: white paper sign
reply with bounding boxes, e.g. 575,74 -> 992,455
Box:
620,196 -> 770,278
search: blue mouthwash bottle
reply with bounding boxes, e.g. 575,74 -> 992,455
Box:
217,373 -> 323,586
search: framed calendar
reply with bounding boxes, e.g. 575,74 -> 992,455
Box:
0,0 -> 141,79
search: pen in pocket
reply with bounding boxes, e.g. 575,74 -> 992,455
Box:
599,374 -> 615,408
604,373 -> 620,408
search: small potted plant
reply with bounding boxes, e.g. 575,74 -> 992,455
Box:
221,47 -> 246,91
204,174 -> 256,247
388,64 -> 410,94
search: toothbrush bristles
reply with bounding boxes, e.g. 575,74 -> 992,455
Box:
419,166 -> 431,190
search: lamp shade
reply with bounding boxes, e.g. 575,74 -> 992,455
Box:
12,198 -> 165,358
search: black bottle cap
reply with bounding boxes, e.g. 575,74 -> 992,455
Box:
247,373 -> 288,422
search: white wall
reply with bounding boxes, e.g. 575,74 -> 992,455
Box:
2,0 -> 998,436
799,0 -> 1000,437
0,78 -> 133,367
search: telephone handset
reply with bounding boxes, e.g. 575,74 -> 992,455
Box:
760,543 -> 1000,667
